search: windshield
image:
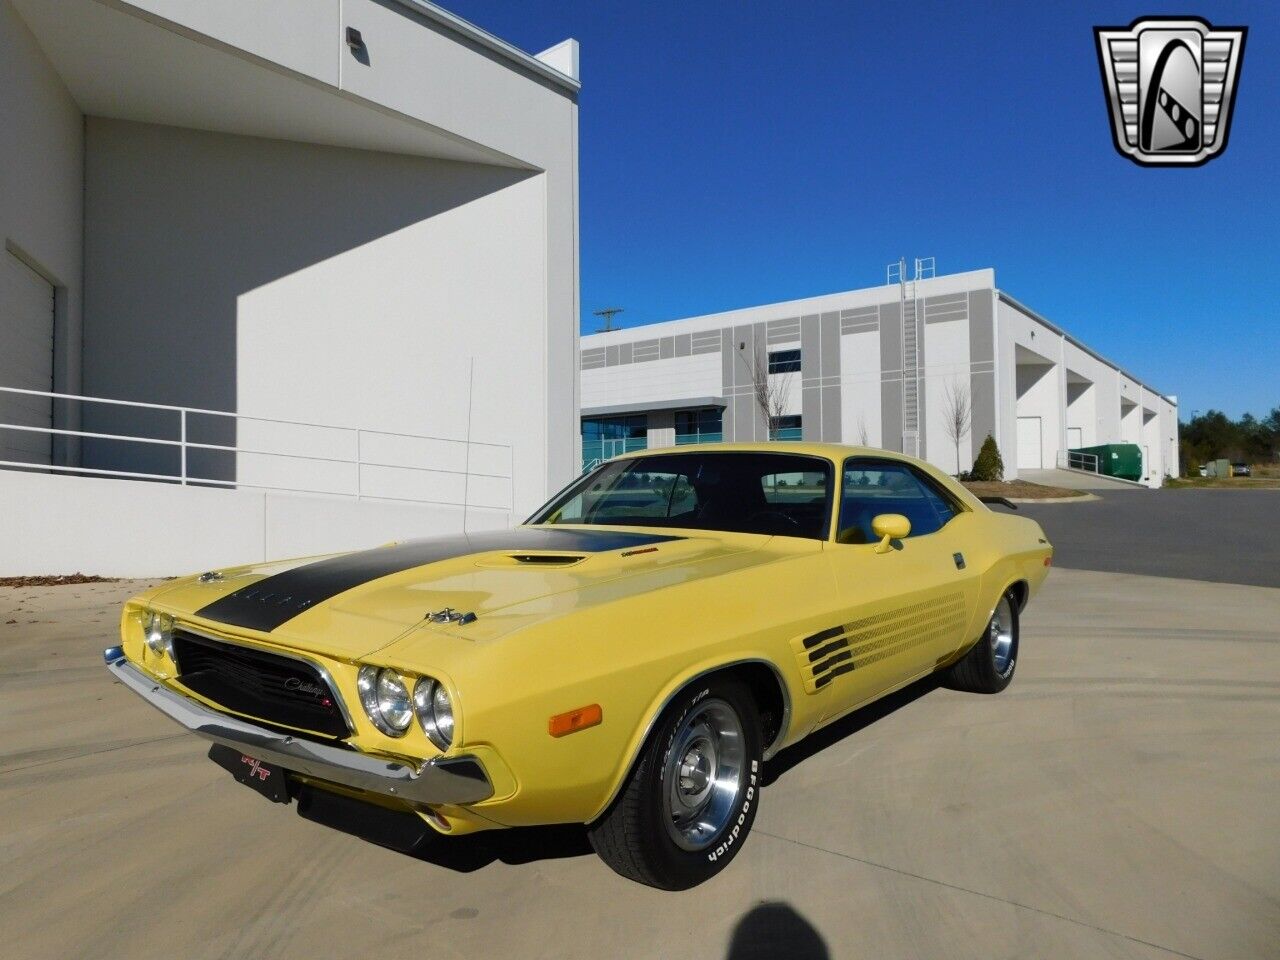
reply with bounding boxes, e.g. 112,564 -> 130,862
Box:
530,451 -> 833,540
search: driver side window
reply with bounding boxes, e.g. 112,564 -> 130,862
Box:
837,460 -> 959,544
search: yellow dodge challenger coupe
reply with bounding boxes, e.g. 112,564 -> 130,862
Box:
106,443 -> 1051,888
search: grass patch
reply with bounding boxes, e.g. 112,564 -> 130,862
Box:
1165,476 -> 1280,489
0,574 -> 123,588
962,480 -> 1087,500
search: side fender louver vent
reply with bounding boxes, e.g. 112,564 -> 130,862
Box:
791,594 -> 967,693
510,554 -> 585,565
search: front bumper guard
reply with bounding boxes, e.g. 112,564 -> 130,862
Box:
103,646 -> 493,806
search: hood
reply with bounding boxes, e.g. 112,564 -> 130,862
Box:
174,526 -> 770,660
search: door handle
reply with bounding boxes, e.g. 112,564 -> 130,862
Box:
953,552 -> 966,570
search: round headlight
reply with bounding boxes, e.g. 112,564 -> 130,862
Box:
413,677 -> 454,751
357,665 -> 412,737
144,610 -> 174,657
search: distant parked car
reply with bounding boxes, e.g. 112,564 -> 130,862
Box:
1232,463 -> 1252,477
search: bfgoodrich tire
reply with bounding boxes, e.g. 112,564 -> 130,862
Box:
588,677 -> 763,890
945,590 -> 1019,694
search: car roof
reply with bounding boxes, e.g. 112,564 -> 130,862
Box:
609,441 -> 916,465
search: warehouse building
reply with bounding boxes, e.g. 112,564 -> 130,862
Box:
581,267 -> 1178,486
1,0 -> 579,574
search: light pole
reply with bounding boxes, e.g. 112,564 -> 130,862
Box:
593,307 -> 624,333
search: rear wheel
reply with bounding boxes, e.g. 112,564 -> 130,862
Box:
588,677 -> 762,889
945,591 -> 1019,693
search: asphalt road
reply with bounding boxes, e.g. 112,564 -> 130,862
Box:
3,572 -> 1278,960
1005,489 -> 1280,587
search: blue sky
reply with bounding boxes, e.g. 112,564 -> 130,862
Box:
447,1 -> 1278,419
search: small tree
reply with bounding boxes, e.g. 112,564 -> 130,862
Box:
856,414 -> 870,447
972,434 -> 1004,482
941,380 -> 971,475
737,343 -> 793,440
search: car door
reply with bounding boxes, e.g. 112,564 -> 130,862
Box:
816,457 -> 983,722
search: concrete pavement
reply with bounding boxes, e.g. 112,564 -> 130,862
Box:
2,570 -> 1278,959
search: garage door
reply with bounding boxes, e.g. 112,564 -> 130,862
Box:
0,253 -> 54,465
1016,416 -> 1042,469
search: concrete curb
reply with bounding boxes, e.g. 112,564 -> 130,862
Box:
1005,493 -> 1101,504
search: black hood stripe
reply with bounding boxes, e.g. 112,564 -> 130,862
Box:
195,527 -> 682,633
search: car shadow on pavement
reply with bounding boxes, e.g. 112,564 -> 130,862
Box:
295,784 -> 594,871
762,674 -> 942,787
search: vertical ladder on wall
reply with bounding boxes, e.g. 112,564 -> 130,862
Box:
887,257 -> 934,458
901,285 -> 920,456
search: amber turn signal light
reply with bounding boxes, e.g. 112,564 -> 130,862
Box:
549,703 -> 602,737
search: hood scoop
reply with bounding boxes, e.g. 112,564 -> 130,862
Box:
471,552 -> 588,569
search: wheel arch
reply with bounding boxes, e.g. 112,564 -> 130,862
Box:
588,657 -> 792,825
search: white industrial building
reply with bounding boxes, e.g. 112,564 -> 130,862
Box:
0,0 -> 580,575
581,267 -> 1179,486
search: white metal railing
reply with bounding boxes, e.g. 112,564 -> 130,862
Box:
0,385 -> 513,514
1058,449 -> 1099,473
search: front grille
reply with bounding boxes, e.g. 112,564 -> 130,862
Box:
171,630 -> 351,738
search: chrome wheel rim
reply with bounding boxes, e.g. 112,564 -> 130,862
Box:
662,698 -> 745,851
989,595 -> 1015,674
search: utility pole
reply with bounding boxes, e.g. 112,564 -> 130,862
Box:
593,307 -> 624,333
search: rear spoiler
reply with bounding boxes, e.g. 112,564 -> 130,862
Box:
977,496 -> 1018,510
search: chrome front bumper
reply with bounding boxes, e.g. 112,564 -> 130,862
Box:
103,647 -> 493,806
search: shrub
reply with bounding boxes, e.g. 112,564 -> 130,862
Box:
971,434 -> 1004,482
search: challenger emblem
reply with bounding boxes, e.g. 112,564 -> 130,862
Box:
1094,17 -> 1246,167
283,676 -> 327,698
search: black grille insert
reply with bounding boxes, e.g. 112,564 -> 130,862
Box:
171,630 -> 350,739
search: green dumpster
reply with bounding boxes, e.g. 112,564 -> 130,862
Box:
1070,443 -> 1143,482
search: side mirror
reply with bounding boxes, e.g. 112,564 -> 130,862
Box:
871,513 -> 910,553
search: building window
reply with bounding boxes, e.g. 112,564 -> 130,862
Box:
582,415 -> 648,468
771,415 -> 802,441
768,349 -> 801,374
674,408 -> 723,445
582,415 -> 647,441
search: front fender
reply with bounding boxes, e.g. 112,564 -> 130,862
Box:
584,653 -> 795,824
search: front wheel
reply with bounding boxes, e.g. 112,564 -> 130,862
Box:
588,677 -> 762,889
945,590 -> 1019,693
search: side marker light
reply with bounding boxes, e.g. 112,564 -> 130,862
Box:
549,703 -> 603,738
